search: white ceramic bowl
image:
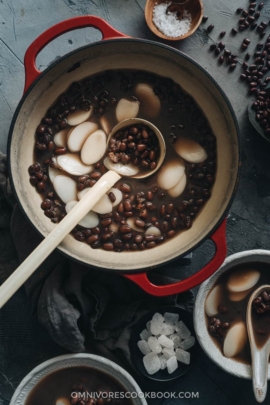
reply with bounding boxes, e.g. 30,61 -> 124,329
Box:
10,354 -> 147,405
194,250 -> 270,379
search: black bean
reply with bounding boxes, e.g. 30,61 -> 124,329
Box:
44,209 -> 54,218
202,15 -> 208,22
219,31 -> 226,38
120,183 -> 131,193
135,219 -> 145,228
108,192 -> 116,203
119,225 -> 131,234
231,28 -> 238,35
54,147 -> 67,155
167,230 -> 176,238
87,234 -> 99,245
206,24 -> 214,33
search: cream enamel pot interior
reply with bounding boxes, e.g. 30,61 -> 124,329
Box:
8,16 -> 240,296
194,250 -> 270,379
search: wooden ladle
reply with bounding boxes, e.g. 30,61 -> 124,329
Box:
246,285 -> 270,403
0,118 -> 165,309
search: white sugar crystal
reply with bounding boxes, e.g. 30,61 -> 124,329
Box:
148,336 -> 162,353
159,355 -> 167,370
152,2 -> 192,38
137,340 -> 151,355
162,347 -> 175,359
175,321 -> 191,339
170,333 -> 182,348
176,348 -> 190,365
146,321 -> 152,333
152,312 -> 164,323
150,320 -> 163,335
140,329 -> 151,341
158,334 -> 174,348
161,323 -> 175,336
143,352 -> 161,375
179,336 -> 195,351
164,312 -> 179,325
167,355 -> 178,374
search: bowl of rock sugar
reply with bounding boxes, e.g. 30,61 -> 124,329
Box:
129,306 -> 200,381
145,0 -> 204,41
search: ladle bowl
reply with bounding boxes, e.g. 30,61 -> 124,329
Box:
106,118 -> 166,179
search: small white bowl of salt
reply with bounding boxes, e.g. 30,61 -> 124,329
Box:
145,0 -> 204,41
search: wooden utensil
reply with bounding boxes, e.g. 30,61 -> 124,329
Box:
0,119 -> 165,309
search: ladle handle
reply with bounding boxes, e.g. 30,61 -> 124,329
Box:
124,219 -> 227,296
23,16 -> 127,92
0,171 -> 120,309
252,348 -> 269,403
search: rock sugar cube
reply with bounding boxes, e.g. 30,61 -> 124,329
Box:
148,336 -> 162,353
158,334 -> 174,348
152,312 -> 164,323
140,329 -> 151,341
176,348 -> 190,365
150,319 -> 163,336
161,323 -> 175,336
143,352 -> 161,375
176,320 -> 191,339
159,355 -> 167,370
170,333 -> 182,347
146,321 -> 152,333
164,312 -> 179,325
162,347 -> 175,359
137,340 -> 151,355
179,336 -> 195,351
167,355 -> 178,374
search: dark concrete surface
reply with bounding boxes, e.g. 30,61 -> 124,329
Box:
1,0 -> 270,404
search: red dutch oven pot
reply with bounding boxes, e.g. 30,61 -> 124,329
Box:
8,16 -> 240,297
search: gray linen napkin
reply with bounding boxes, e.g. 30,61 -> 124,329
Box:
0,151 -> 194,360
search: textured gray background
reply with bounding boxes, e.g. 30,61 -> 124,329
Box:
1,0 -> 270,404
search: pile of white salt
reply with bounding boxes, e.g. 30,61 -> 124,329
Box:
152,2 -> 192,38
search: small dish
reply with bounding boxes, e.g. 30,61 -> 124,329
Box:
194,250 -> 270,380
145,0 -> 204,41
129,306 -> 200,381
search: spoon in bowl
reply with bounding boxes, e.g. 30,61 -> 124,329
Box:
166,0 -> 192,20
246,285 -> 270,403
0,118 -> 165,309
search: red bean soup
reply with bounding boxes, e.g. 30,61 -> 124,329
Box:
205,263 -> 270,364
25,366 -> 135,405
28,69 -> 217,253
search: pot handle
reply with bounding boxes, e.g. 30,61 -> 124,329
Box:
123,218 -> 227,296
24,16 -> 127,92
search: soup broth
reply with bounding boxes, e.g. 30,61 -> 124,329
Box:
25,366 -> 135,405
28,69 -> 217,252
205,263 -> 270,364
